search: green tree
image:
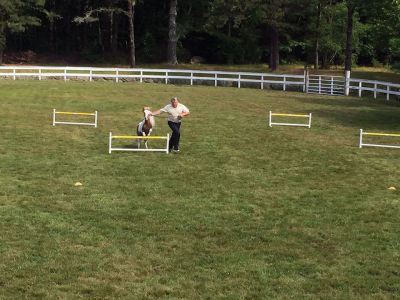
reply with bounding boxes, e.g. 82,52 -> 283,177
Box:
0,0 -> 45,63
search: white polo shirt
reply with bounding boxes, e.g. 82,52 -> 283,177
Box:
160,103 -> 190,123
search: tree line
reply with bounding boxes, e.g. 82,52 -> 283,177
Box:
1,0 -> 400,71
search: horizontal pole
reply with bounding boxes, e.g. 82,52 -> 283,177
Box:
361,143 -> 400,149
54,121 -> 96,126
270,122 -> 310,127
55,111 -> 96,116
272,113 -> 310,118
110,148 -> 168,152
363,132 -> 400,137
112,135 -> 168,139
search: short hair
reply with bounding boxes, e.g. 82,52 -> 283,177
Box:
170,96 -> 178,102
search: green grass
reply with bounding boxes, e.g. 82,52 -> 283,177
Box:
1,80 -> 400,299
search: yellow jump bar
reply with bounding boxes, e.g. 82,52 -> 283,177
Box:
363,132 -> 400,137
113,135 -> 168,139
272,113 -> 310,117
55,111 -> 96,116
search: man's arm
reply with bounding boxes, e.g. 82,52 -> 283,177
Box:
150,109 -> 162,116
179,111 -> 190,117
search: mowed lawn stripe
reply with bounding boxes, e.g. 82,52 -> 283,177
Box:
0,80 -> 399,298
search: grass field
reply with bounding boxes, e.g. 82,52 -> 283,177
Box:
1,80 -> 400,299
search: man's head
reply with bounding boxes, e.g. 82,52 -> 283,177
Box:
171,96 -> 179,108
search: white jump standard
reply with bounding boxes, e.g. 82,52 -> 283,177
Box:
269,111 -> 312,128
52,109 -> 98,127
108,132 -> 170,154
359,129 -> 400,149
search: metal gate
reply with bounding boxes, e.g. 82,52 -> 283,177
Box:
306,75 -> 345,96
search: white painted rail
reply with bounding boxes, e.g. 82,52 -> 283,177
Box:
359,129 -> 400,149
349,78 -> 400,100
0,66 -> 304,91
269,111 -> 312,128
52,109 -> 98,127
2,66 -> 400,100
109,132 -> 170,154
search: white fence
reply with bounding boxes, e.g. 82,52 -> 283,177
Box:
306,75 -> 345,95
1,66 -> 400,100
349,78 -> 400,100
0,66 -> 304,91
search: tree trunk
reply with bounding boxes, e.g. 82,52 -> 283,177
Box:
49,20 -> 55,52
111,12 -> 119,54
314,1 -> 322,69
344,3 -> 355,71
167,0 -> 178,65
128,0 -> 136,67
98,19 -> 104,56
109,11 -> 113,52
269,26 -> 279,71
0,20 -> 5,64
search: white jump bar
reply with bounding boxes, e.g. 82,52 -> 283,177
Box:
269,111 -> 312,128
359,129 -> 400,149
109,132 -> 170,154
52,109 -> 98,127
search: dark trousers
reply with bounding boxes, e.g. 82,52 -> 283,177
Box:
168,121 -> 181,150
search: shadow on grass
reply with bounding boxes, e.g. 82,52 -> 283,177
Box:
296,97 -> 400,130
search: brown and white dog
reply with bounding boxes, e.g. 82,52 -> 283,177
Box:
136,106 -> 155,149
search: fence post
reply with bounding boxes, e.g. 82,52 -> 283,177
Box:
140,70 -> 143,83
165,71 -> 168,84
215,73 -> 217,87
345,70 -> 350,96
358,82 -> 362,97
318,76 -> 321,94
13,68 -> 16,80
331,77 -> 334,95
283,76 -> 286,91
374,83 -> 377,99
39,68 -> 42,81
64,68 -> 67,82
89,68 -> 93,82
261,75 -> 264,90
386,85 -> 390,101
304,69 -> 308,93
238,74 -> 241,88
191,72 -> 193,86
116,69 -> 119,83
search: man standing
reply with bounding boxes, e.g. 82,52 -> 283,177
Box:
151,97 -> 190,152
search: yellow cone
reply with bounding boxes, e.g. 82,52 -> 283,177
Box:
74,182 -> 83,187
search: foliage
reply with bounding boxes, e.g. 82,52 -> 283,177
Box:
2,0 -> 400,69
0,0 -> 45,57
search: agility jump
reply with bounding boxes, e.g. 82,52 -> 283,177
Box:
269,111 -> 312,128
359,129 -> 400,149
52,109 -> 98,127
108,132 -> 170,154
